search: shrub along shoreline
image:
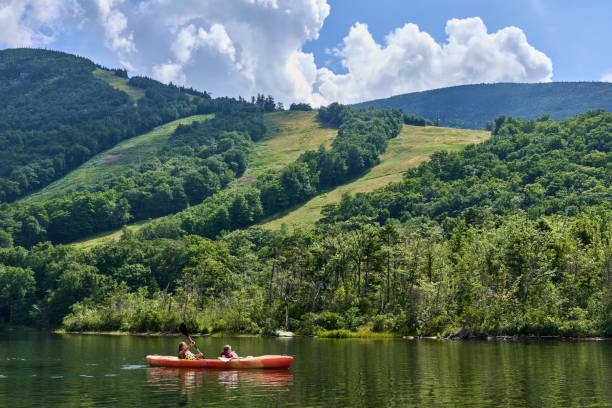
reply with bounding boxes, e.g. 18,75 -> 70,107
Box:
52,329 -> 609,341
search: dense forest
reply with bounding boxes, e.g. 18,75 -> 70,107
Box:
0,48 -> 207,202
352,82 -> 612,129
0,50 -> 609,337
138,104 -> 403,240
320,110 -> 612,225
0,105 -> 609,337
0,101 -> 264,247
0,204 -> 609,337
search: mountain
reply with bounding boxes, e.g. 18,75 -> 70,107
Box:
71,112 -> 488,247
0,48 -> 207,202
0,51 -> 609,339
352,82 -> 612,129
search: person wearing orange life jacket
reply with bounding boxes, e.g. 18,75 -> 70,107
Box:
220,345 -> 238,358
178,341 -> 203,360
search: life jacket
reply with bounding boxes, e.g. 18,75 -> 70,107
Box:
179,350 -> 196,360
221,351 -> 237,358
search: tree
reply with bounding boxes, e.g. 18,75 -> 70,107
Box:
0,265 -> 35,323
379,224 -> 401,310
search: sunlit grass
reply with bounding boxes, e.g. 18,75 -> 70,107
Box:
261,125 -> 490,230
239,110 -> 337,184
70,220 -> 148,250
67,111 -> 331,247
93,68 -> 145,101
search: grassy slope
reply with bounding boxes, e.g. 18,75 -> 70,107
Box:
261,125 -> 490,230
70,112 -> 488,247
239,110 -> 337,184
70,220 -> 148,250
92,68 -> 145,101
24,114 -> 213,202
71,111 -> 334,247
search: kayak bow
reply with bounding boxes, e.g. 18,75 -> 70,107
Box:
146,355 -> 293,369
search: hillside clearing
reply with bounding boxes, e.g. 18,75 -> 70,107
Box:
68,114 -> 489,247
71,221 -> 148,250
93,68 -> 146,101
261,125 -> 490,230
24,114 -> 213,202
239,110 -> 337,184
68,111 -> 333,247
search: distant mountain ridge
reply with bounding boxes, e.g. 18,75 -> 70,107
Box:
352,82 -> 612,129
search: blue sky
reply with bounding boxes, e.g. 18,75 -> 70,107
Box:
304,0 -> 612,81
1,0 -> 610,104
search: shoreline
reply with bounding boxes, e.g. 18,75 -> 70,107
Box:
3,327 -> 609,341
50,329 -> 611,341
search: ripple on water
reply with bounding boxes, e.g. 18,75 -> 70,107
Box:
0,374 -> 7,378
121,364 -> 147,370
79,374 -> 94,378
104,374 -> 119,377
50,376 -> 63,379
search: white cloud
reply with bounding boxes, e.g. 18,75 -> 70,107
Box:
602,72 -> 612,82
0,0 -> 82,47
1,2 -> 552,106
151,61 -> 184,84
124,0 -> 330,102
94,0 -> 135,55
154,22 -> 238,85
312,17 -> 552,104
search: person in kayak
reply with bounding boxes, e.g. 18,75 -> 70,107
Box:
178,341 -> 203,360
220,345 -> 238,358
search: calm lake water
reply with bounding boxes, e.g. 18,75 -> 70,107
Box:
0,331 -> 610,407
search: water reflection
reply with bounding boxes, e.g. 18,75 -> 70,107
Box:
147,367 -> 293,395
1,332 -> 609,407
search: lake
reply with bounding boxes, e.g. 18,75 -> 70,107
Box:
0,331 -> 610,407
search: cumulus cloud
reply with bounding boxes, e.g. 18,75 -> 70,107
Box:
313,17 -> 553,104
123,0 -> 330,101
1,1 -> 553,106
0,0 -> 82,47
152,23 -> 237,85
602,72 -> 612,82
93,0 -> 135,68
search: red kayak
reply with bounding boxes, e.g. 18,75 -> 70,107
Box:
146,355 -> 293,369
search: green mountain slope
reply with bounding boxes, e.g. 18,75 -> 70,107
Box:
0,99 -> 263,247
240,110 -> 337,182
71,110 -> 336,248
352,82 -> 612,129
0,48 -> 206,202
24,114 -> 213,202
320,110 -> 612,225
72,113 -> 487,247
262,124 -> 489,229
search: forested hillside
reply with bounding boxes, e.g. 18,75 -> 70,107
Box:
353,82 -> 612,129
0,48 -> 207,202
320,110 -> 612,225
0,49 -> 609,338
138,104 -> 403,240
0,104 -> 610,338
0,100 -> 264,247
262,125 -> 489,230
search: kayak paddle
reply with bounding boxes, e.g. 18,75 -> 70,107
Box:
179,322 -> 203,356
